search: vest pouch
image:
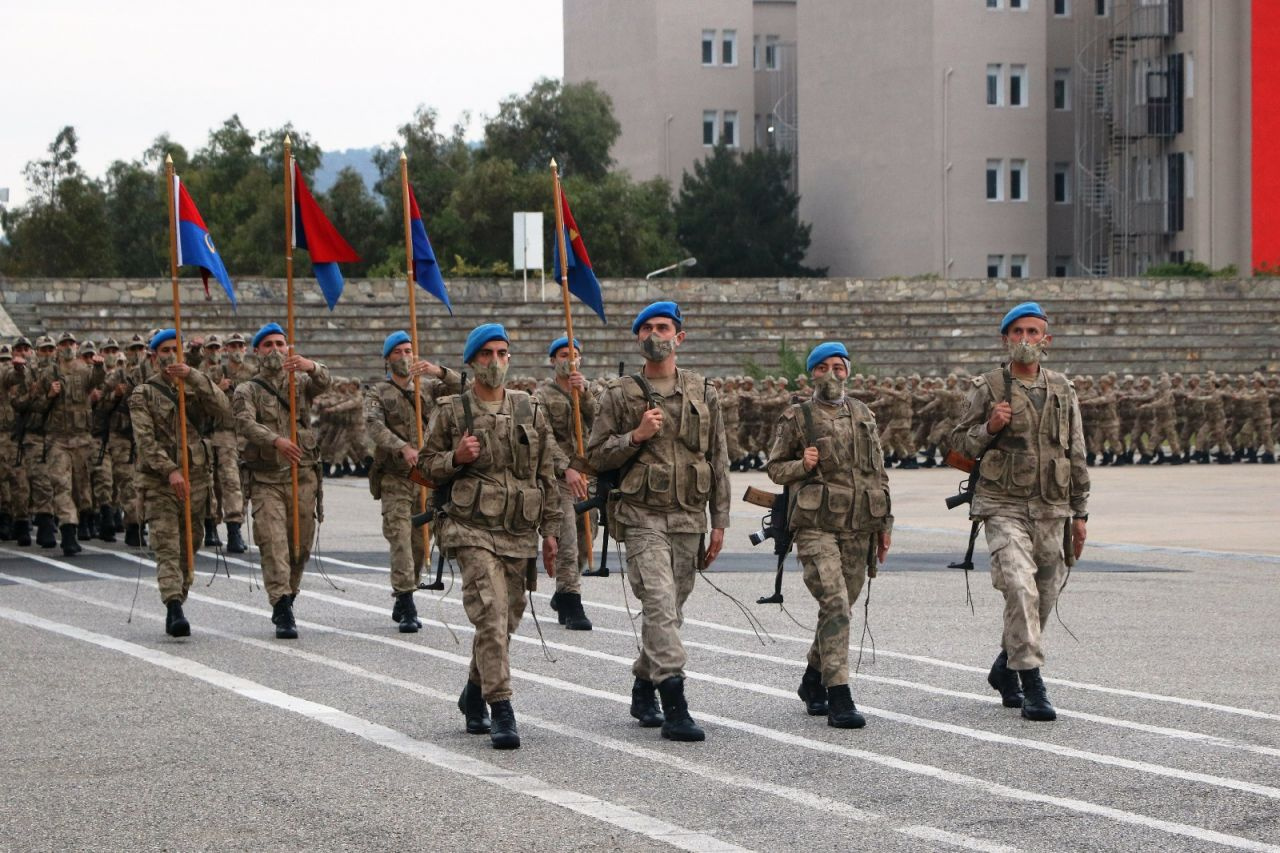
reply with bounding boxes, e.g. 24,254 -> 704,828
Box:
678,460 -> 712,511
856,421 -> 879,472
819,483 -> 854,529
513,423 -> 536,479
511,487 -> 542,533
646,462 -> 673,503
450,477 -> 479,516
620,463 -> 647,498
476,481 -> 507,524
867,488 -> 889,518
681,398 -> 711,453
1045,456 -> 1071,501
1008,451 -> 1037,496
815,435 -> 844,478
470,428 -> 494,472
979,448 -> 1008,484
790,482 -> 823,530
1054,394 -> 1070,448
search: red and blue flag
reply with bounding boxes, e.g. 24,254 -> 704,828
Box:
407,185 -> 452,315
174,176 -> 236,308
552,186 -> 606,323
293,162 -> 360,310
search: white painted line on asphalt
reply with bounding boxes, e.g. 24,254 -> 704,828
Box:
295,548 -> 1280,723
25,548 -> 1280,851
214,548 -> 1280,760
0,601 -> 751,853
1,571 -> 1017,853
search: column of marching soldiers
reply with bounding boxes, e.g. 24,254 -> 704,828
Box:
0,318 -> 1276,752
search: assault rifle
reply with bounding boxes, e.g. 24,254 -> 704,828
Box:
409,371 -> 466,590
574,361 -> 627,578
744,485 -> 792,604
944,364 -> 1012,571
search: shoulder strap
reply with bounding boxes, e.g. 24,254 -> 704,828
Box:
512,391 -> 534,426
148,378 -> 180,408
630,373 -> 660,409
800,401 -> 817,447
250,376 -> 292,411
459,392 -> 475,432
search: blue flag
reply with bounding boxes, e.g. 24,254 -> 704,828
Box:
174,177 -> 236,308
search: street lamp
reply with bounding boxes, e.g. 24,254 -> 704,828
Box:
645,257 -> 697,280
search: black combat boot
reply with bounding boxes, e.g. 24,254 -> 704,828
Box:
1216,451 -> 1234,464
0,512 -> 12,540
1263,452 -> 1277,464
1018,668 -> 1056,721
202,519 -> 221,547
457,681 -> 491,734
35,514 -> 57,548
59,523 -> 81,556
1086,452 -> 1096,467
897,457 -> 919,470
488,700 -> 520,749
97,505 -> 116,542
630,677 -> 664,728
1168,452 -> 1184,465
798,665 -> 828,716
1101,450 -> 1114,465
124,523 -> 142,547
987,649 -> 1024,708
322,462 -> 332,477
165,599 -> 191,638
14,519 -> 31,547
657,676 -> 705,741
922,446 -> 939,467
272,594 -> 298,640
826,684 -> 867,729
77,513 -> 93,542
114,508 -> 124,531
395,591 -> 421,633
551,591 -> 592,631
225,522 -> 246,553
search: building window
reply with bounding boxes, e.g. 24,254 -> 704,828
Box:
753,36 -> 760,70
1185,52 -> 1194,97
1053,162 -> 1072,203
1054,0 -> 1071,15
1096,0 -> 1109,16
1010,0 -> 1025,9
722,30 -> 737,66
987,255 -> 1006,278
765,36 -> 779,70
1053,68 -> 1072,110
1053,255 -> 1071,277
1010,255 -> 1028,278
987,159 -> 1004,201
1185,151 -> 1195,198
722,111 -> 739,147
987,64 -> 1003,106
1010,65 -> 1028,107
703,111 -> 718,146
987,0 -> 1002,8
702,30 -> 716,66
1010,159 -> 1027,201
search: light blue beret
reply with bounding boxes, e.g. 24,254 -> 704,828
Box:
383,330 -> 411,359
251,322 -> 286,349
631,301 -> 683,335
547,336 -> 582,358
463,323 -> 509,364
1000,301 -> 1048,334
806,341 -> 850,373
148,329 -> 177,351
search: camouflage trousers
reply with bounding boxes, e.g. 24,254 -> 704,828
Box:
1235,412 -> 1274,450
380,473 -> 427,596
723,417 -> 741,460
879,421 -> 913,459
1141,414 -> 1182,456
0,434 -> 26,518
624,526 -> 701,683
1191,414 -> 1234,455
93,435 -> 138,524
24,437 -> 51,516
141,476 -> 210,603
209,432 -> 244,524
796,529 -> 872,687
249,469 -> 319,606
45,435 -> 94,521
983,514 -> 1068,671
552,480 -> 581,594
1087,420 -> 1123,456
457,546 -> 528,703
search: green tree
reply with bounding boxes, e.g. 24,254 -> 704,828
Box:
674,145 -> 824,277
104,157 -> 167,277
483,78 -> 620,180
324,167 -> 384,277
558,173 -> 680,279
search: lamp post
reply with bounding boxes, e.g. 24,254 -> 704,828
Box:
645,257 -> 697,280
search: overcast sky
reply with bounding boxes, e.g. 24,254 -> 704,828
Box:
1,0 -> 564,207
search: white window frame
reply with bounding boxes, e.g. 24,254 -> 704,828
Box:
1009,64 -> 1028,107
1053,162 -> 1072,203
1010,255 -> 1029,278
1010,0 -> 1026,9
701,30 -> 716,66
987,159 -> 1005,201
1185,52 -> 1194,98
1096,0 -> 1110,17
987,64 -> 1004,107
765,36 -> 779,71
722,111 -> 739,148
702,110 -> 718,146
1053,68 -> 1072,110
1185,151 -> 1195,198
722,30 -> 737,67
987,255 -> 1007,278
1054,0 -> 1071,16
1053,255 -> 1072,277
753,35 -> 760,70
987,0 -> 1003,8
1010,159 -> 1028,202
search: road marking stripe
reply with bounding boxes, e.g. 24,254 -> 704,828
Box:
0,601 -> 750,853
18,548 -> 1280,851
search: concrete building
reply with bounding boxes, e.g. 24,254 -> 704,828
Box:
564,0 -> 1268,278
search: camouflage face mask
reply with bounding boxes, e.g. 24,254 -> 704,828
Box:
389,358 -> 411,378
554,358 -> 574,378
228,351 -> 245,364
814,374 -> 846,402
260,351 -> 285,373
1008,340 -> 1047,365
473,361 -> 509,389
156,353 -> 178,369
640,335 -> 676,363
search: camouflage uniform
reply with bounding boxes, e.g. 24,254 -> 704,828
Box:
90,353 -> 138,538
0,351 -> 27,539
534,378 -> 598,598
199,339 -> 247,536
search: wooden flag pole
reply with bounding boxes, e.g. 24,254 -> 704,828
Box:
164,155 -> 197,584
283,136 -> 302,555
400,154 -> 430,563
550,159 -> 594,564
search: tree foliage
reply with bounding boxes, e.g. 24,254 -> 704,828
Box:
483,78 -> 620,180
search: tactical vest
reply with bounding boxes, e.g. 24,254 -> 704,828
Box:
786,398 -> 891,533
614,370 -> 714,514
239,374 -> 319,471
134,378 -> 211,479
975,367 -> 1074,507
370,380 -> 432,477
442,390 -> 545,536
43,360 -> 96,436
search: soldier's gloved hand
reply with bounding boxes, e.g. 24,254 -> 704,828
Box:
632,408 -> 663,443
168,469 -> 189,500
565,467 -> 589,501
454,431 -> 480,464
273,436 -> 303,464
802,445 -> 819,471
541,537 -> 558,577
399,444 -> 419,466
987,401 -> 1012,434
702,528 -> 725,569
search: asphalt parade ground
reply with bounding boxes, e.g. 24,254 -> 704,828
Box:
2,465 -> 1278,852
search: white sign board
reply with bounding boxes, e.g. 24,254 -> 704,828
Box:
512,212 -> 544,271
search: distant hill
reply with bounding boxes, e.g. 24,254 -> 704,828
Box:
314,147 -> 383,195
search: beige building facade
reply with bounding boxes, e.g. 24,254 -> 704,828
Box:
565,0 -> 1253,279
